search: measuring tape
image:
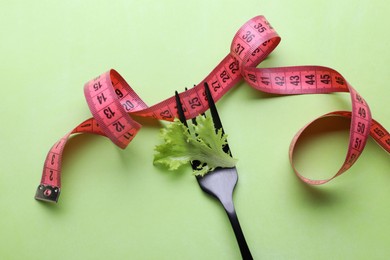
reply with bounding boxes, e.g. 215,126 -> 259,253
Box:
35,15 -> 390,203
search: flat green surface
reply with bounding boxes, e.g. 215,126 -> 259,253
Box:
1,1 -> 389,259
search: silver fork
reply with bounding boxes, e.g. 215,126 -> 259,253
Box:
175,83 -> 253,260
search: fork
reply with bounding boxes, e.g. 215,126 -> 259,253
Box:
175,83 -> 253,260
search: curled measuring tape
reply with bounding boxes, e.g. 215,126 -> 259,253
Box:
35,15 -> 390,203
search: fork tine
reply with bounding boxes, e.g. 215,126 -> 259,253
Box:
175,89 -> 203,171
174,91 -> 188,128
204,82 -> 224,132
204,82 -> 231,155
184,87 -> 201,126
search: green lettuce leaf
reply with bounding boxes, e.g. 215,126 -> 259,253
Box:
153,116 -> 237,176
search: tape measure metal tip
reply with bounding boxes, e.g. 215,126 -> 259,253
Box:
35,185 -> 60,203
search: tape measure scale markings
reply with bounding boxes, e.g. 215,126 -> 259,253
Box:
35,15 -> 390,203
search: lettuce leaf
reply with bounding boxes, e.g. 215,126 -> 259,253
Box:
153,116 -> 237,176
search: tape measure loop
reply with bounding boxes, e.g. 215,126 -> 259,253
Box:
84,69 -> 146,149
230,16 -> 281,77
288,112 -> 352,185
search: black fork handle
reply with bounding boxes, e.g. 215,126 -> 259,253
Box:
223,202 -> 253,260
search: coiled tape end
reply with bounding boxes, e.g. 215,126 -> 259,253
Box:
35,185 -> 60,203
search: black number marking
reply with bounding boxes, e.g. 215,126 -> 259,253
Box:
220,70 -> 230,83
357,122 -> 366,134
160,110 -> 172,119
124,132 -> 133,140
123,101 -> 134,111
229,61 -> 239,74
251,48 -> 260,56
104,107 -> 115,119
93,81 -> 102,91
242,31 -> 255,42
260,76 -> 270,86
320,74 -> 331,84
188,97 -> 201,109
348,153 -> 357,164
289,75 -> 300,86
113,121 -> 125,132
374,127 -> 385,137
97,93 -> 107,105
356,94 -> 364,104
354,137 -> 362,149
358,107 -> 366,118
115,89 -> 124,98
262,40 -> 271,47
335,76 -> 345,85
234,44 -> 245,55
212,80 -> 221,92
254,22 -> 267,33
275,76 -> 285,86
305,74 -> 315,85
248,73 -> 257,83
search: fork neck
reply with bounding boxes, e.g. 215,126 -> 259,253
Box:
221,199 -> 235,215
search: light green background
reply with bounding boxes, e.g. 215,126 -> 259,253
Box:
1,0 -> 389,259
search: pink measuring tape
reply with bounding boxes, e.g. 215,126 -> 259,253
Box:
35,15 -> 390,203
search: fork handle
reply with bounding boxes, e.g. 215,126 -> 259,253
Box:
224,203 -> 253,260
